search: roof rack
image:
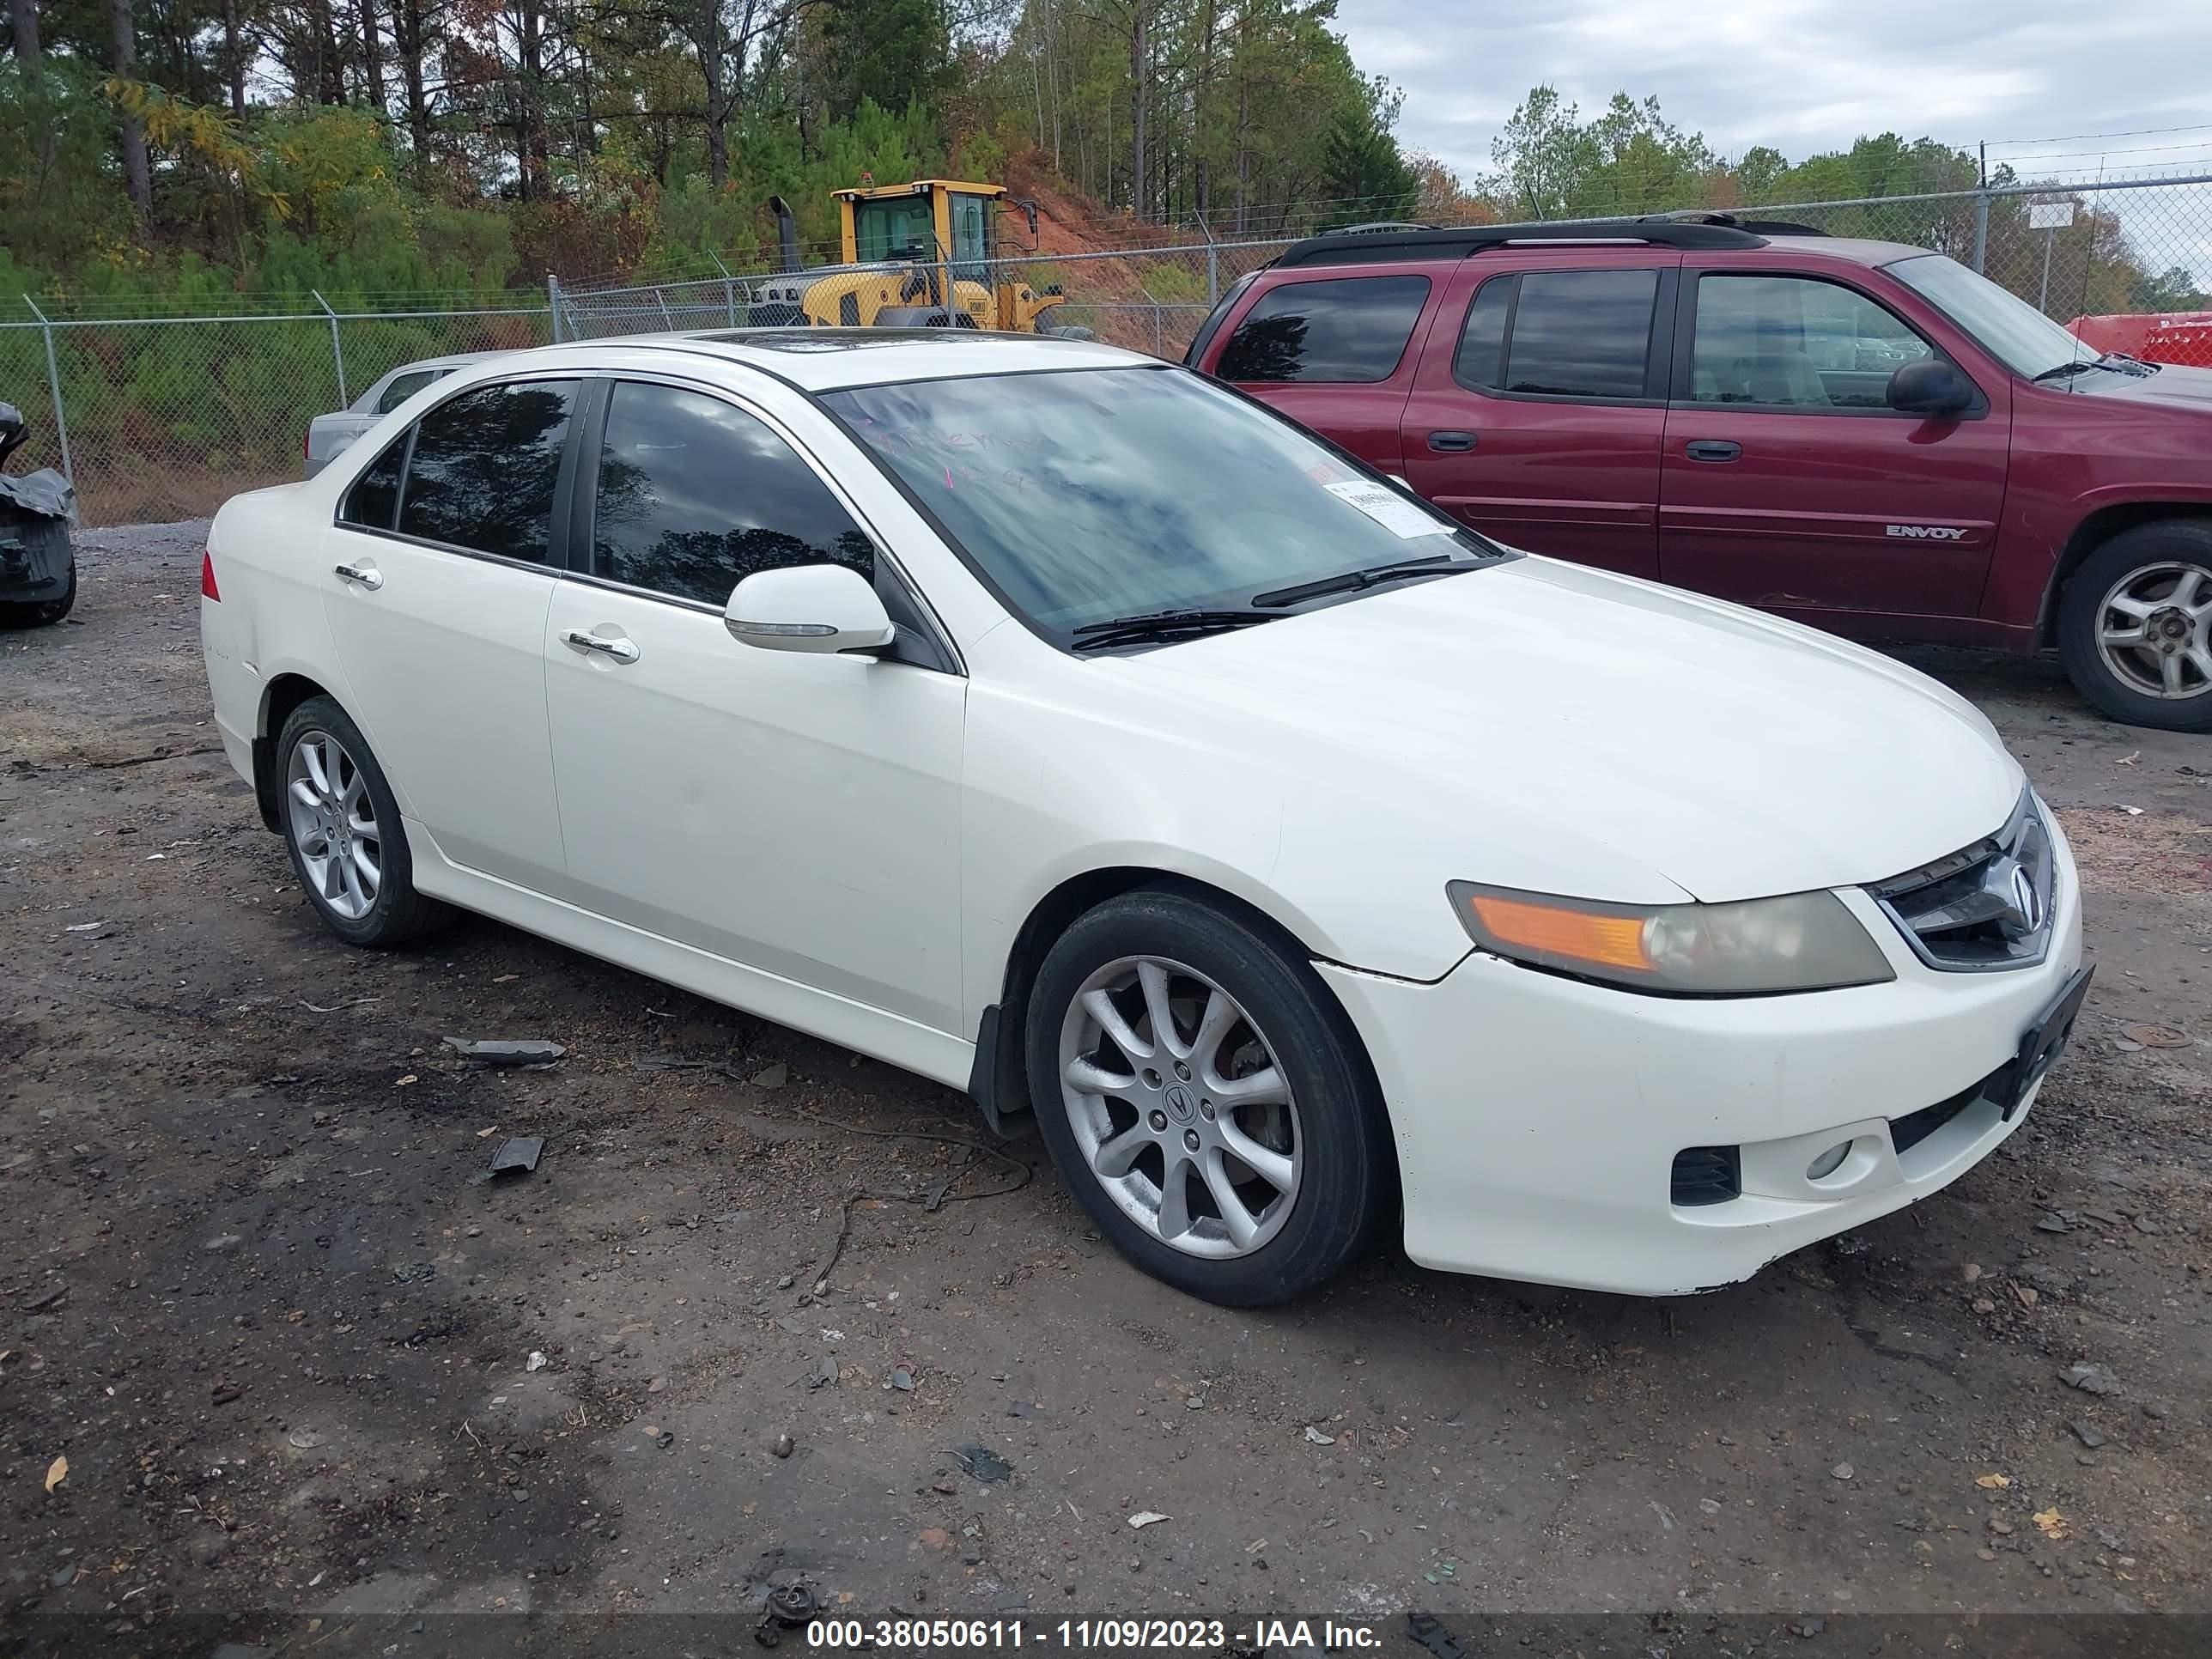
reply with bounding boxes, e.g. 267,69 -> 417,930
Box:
1638,209 -> 1831,238
1273,216 -> 1770,269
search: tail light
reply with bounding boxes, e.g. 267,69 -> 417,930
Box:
200,550 -> 220,601
304,427 -> 312,461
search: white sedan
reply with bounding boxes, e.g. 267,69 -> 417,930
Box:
199,331 -> 2087,1305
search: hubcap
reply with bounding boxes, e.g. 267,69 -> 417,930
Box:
2096,562 -> 2212,702
1056,956 -> 1302,1259
285,730 -> 381,921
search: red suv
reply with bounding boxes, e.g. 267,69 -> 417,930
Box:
1187,216 -> 2212,731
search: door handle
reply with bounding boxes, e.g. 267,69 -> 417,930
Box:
1684,440 -> 1741,463
332,562 -> 383,590
1426,430 -> 1478,453
562,628 -> 641,665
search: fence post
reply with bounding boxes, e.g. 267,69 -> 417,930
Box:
1196,214 -> 1218,307
1972,191 -> 1990,275
312,289 -> 347,407
548,273 -> 563,343
710,252 -> 738,326
21,296 -> 72,485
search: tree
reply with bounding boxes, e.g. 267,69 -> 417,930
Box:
110,0 -> 149,214
12,0 -> 39,65
1320,101 -> 1413,222
818,0 -> 948,124
2130,266 -> 2209,312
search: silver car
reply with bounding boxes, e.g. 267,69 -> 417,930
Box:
302,353 -> 496,477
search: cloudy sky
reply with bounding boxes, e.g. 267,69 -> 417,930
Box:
1336,0 -> 2212,185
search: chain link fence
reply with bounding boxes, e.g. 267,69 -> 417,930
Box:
6,174 -> 2209,526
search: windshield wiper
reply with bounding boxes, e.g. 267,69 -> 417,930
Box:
2032,354 -> 2146,383
1068,608 -> 1278,651
1250,554 -> 1468,610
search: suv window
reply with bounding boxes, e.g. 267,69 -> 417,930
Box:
1690,274 -> 1934,408
398,380 -> 574,562
592,381 -> 876,606
1217,276 -> 1431,384
340,434 -> 407,529
376,369 -> 437,414
1471,269 -> 1659,399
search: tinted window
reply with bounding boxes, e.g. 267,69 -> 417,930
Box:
1503,269 -> 1657,398
377,369 -> 436,413
339,434 -> 406,529
592,382 -> 875,606
1691,274 -> 1934,407
1453,276 -> 1512,389
1217,276 -> 1431,383
398,380 -> 574,562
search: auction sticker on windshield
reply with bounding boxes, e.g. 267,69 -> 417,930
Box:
1322,480 -> 1450,538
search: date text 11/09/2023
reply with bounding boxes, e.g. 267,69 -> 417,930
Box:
806,1618 -> 1382,1651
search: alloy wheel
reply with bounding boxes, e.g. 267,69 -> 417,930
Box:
1056,955 -> 1303,1259
285,730 -> 382,921
2096,561 -> 2212,702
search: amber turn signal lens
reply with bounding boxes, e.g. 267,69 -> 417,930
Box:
1464,893 -> 1652,974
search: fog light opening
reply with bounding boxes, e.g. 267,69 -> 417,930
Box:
1806,1140 -> 1853,1182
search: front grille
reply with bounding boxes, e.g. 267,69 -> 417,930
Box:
1866,791 -> 2056,972
1671,1145 -> 1741,1206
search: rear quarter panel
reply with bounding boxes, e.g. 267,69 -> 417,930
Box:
203,483 -> 356,767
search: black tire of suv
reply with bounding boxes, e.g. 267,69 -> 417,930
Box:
2058,521 -> 2212,733
1023,887 -> 1395,1306
276,696 -> 454,947
0,564 -> 75,629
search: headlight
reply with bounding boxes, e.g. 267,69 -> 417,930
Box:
1445,881 -> 1896,995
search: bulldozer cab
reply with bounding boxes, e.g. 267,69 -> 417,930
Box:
836,180 -> 1001,283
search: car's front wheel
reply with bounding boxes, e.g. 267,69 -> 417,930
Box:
2058,521 -> 2212,732
1024,888 -> 1394,1305
276,696 -> 453,946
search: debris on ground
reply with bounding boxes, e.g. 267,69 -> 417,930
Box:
43,1455 -> 67,1493
526,1351 -> 548,1372
888,1366 -> 915,1391
1304,1425 -> 1336,1444
952,1443 -> 1013,1483
2034,1508 -> 2069,1540
2121,1023 -> 2191,1048
1127,1510 -> 1170,1528
444,1037 -> 567,1066
770,1433 -> 793,1458
2059,1362 -> 2120,1395
1831,1462 -> 1855,1480
750,1062 -> 788,1089
2069,1421 -> 2108,1449
1406,1612 -> 1464,1659
489,1136 -> 544,1176
1975,1473 -> 2012,1489
22,1284 -> 67,1312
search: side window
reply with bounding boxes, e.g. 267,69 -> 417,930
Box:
1690,275 -> 1935,408
1500,269 -> 1659,399
398,380 -> 574,562
1452,276 -> 1512,389
376,369 -> 435,414
592,381 -> 876,607
1216,276 -> 1431,384
339,434 -> 407,529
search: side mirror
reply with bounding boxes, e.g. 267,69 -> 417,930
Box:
724,563 -> 896,655
1887,358 -> 1974,417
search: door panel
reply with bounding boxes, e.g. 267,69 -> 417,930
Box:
1659,270 -> 2011,618
544,586 -> 968,1030
321,531 -> 566,890
1401,264 -> 1674,578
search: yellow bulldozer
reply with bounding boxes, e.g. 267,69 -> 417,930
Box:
754,179 -> 1073,334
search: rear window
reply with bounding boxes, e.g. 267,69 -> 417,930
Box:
1216,276 -> 1431,384
398,380 -> 575,562
1474,269 -> 1661,400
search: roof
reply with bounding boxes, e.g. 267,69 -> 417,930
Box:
508,328 -> 1152,392
830,179 -> 1007,202
1270,218 -> 1940,273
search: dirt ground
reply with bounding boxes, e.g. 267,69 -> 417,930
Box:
3,524 -> 2209,1658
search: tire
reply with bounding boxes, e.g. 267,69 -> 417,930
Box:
2057,520 -> 2212,732
275,696 -> 453,947
0,562 -> 74,628
1023,887 -> 1394,1305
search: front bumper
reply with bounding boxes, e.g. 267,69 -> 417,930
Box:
1319,842 -> 2083,1297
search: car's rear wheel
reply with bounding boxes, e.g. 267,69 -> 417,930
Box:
2058,521 -> 2212,732
276,696 -> 453,946
1024,888 -> 1393,1305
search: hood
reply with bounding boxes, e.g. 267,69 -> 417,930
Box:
2073,362 -> 2212,412
1100,556 -> 2022,906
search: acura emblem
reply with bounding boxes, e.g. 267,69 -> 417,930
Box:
1164,1084 -> 1197,1122
1984,854 -> 2041,939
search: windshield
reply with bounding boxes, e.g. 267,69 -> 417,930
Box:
820,366 -> 1503,638
1887,253 -> 2092,380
